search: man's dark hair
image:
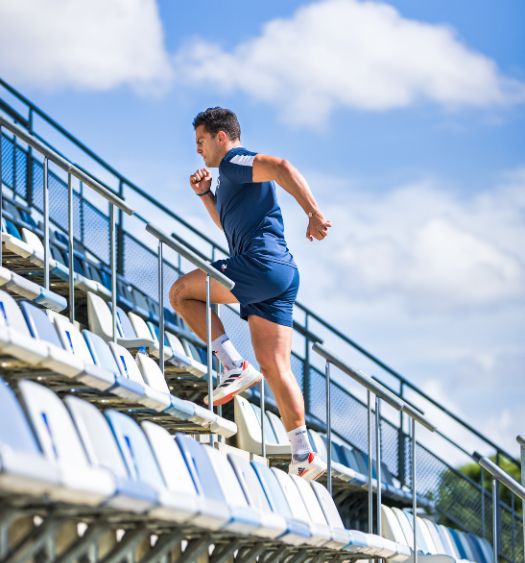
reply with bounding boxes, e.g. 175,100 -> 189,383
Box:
193,107 -> 241,140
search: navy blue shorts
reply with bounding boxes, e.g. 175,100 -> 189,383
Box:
211,255 -> 299,327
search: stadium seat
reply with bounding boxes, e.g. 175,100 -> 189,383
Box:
234,395 -> 291,456
141,420 -> 200,523
18,380 -> 115,505
227,453 -> 288,539
64,395 -> 158,513
174,433 -> 231,530
201,445 -> 262,534
0,377 -> 61,496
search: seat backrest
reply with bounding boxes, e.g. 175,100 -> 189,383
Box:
437,524 -> 462,558
416,515 -> 439,553
0,378 -> 42,455
455,529 -> 476,560
21,301 -> 63,347
381,505 -> 408,545
51,313 -> 94,362
108,342 -> 146,385
18,380 -> 89,467
87,292 -> 118,340
227,453 -> 272,512
115,307 -> 137,339
175,433 -> 226,504
448,527 -> 468,559
421,518 -> 449,554
308,430 -> 328,460
141,421 -> 197,496
165,332 -> 187,356
83,330 -> 121,376
250,403 -> 279,444
392,507 -> 417,548
266,411 -> 290,445
135,353 -> 170,394
251,460 -> 293,518
310,480 -> 346,530
0,290 -> 31,335
104,409 -> 164,487
202,445 -> 249,508
465,532 -> 487,563
21,228 -> 44,253
290,473 -> 328,527
128,312 -> 153,341
271,467 -> 309,522
64,395 -> 128,478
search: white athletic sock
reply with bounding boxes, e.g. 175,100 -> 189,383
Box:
212,334 -> 243,371
288,425 -> 314,462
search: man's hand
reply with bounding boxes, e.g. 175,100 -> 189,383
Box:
190,168 -> 212,195
306,210 -> 332,241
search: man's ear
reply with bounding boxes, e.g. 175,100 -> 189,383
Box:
216,130 -> 228,144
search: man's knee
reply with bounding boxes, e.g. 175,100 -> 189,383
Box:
255,353 -> 288,381
169,279 -> 187,311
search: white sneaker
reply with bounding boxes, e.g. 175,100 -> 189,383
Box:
204,360 -> 263,407
289,452 -> 327,481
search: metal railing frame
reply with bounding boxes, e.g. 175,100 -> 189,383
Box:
1,78 -> 516,472
313,343 -> 436,561
474,450 -> 525,561
145,223 -> 234,447
0,116 -> 132,340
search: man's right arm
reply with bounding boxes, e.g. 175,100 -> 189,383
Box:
190,168 -> 222,230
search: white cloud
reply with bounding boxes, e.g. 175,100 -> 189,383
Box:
283,171 -> 525,313
0,0 -> 172,93
175,0 -> 525,126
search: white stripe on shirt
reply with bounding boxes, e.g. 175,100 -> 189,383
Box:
230,154 -> 255,167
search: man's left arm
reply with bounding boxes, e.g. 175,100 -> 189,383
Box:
253,154 -> 332,241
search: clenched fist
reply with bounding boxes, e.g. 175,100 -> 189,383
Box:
190,168 -> 212,195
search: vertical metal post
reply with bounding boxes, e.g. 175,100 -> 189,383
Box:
398,382 -> 406,488
412,417 -> 418,563
325,360 -> 332,495
43,157 -> 50,290
177,254 -> 182,278
216,304 -> 223,444
260,378 -> 266,458
67,172 -> 75,323
158,241 -> 164,374
367,390 -> 374,534
518,435 -> 525,562
303,313 -> 311,413
116,179 -> 125,275
0,125 -> 3,267
109,205 -> 117,343
492,478 -> 498,561
79,181 -> 85,246
205,273 -> 214,447
481,468 -> 486,540
375,396 -> 382,536
511,493 -> 516,562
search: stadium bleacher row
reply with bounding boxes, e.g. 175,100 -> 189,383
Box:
0,111 -> 501,561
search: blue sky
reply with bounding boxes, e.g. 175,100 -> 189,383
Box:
0,0 -> 524,457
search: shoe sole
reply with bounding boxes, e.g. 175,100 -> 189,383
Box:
292,465 -> 327,481
205,372 -> 263,407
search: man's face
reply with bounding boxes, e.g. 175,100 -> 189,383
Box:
195,124 -> 223,167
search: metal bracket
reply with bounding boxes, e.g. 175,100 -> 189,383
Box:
54,524 -> 106,563
99,529 -> 149,563
138,532 -> 183,563
176,534 -> 212,563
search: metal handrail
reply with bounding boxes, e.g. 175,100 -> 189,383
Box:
474,451 -> 525,561
0,116 -> 132,216
145,222 -> 234,447
0,114 -> 133,342
313,343 -> 436,562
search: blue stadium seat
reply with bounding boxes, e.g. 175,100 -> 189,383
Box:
18,380 -> 115,505
0,377 -> 61,496
227,453 -> 287,539
174,433 -> 230,530
64,395 -> 158,513
250,460 -> 311,545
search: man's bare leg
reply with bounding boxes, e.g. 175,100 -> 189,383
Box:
247,314 -> 304,431
169,269 -> 238,341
